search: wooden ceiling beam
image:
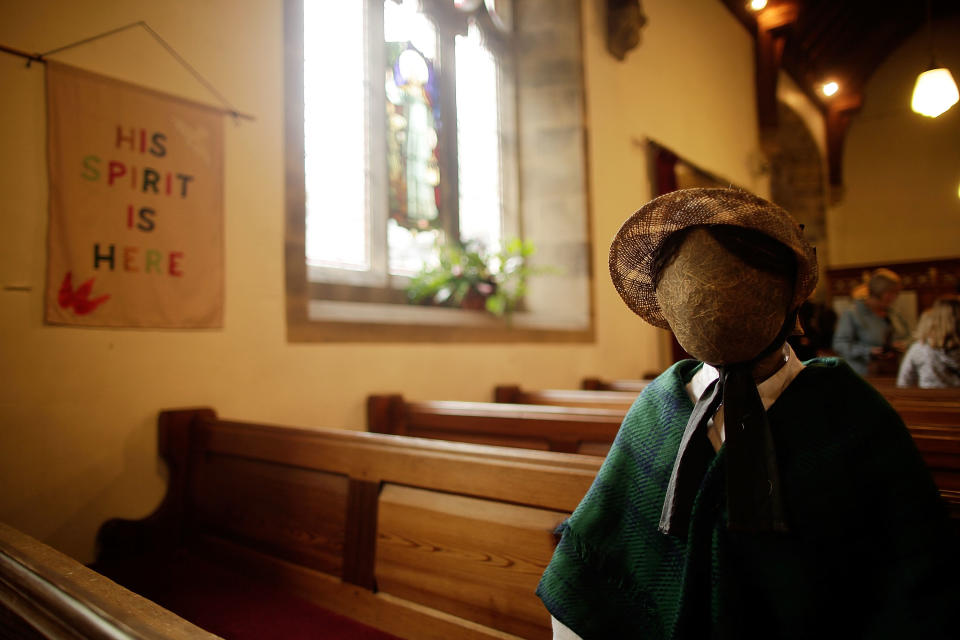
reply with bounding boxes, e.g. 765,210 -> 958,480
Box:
755,1 -> 798,146
825,92 -> 862,194
720,0 -> 960,193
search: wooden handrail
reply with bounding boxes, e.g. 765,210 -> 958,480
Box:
0,522 -> 217,639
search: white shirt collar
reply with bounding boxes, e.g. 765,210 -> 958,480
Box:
687,342 -> 804,411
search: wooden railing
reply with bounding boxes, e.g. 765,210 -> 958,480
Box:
0,521 -> 217,640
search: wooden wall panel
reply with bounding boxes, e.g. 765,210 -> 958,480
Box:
191,454 -> 348,575
375,484 -> 568,640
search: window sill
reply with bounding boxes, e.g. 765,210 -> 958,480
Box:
286,298 -> 593,343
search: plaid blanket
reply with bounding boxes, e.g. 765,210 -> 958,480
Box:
537,358 -> 957,639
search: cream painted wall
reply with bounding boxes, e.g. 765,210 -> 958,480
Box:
828,14 -> 960,267
582,0 -> 769,376
0,0 -> 764,562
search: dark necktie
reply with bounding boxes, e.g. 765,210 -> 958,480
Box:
659,363 -> 788,537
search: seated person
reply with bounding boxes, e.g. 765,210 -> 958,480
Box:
832,268 -> 909,376
897,296 -> 960,388
538,188 -> 957,639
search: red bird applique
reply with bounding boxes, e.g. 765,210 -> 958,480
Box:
58,271 -> 110,315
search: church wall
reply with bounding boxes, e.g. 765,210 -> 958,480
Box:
0,0 -> 764,562
828,14 -> 960,267
581,0 -> 769,376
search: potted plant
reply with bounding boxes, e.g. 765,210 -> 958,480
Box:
406,238 -> 545,318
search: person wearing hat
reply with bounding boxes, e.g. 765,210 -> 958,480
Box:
536,188 -> 956,639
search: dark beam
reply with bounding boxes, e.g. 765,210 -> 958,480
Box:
825,93 -> 862,193
755,3 -> 798,143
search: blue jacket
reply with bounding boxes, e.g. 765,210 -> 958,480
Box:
832,299 -> 907,375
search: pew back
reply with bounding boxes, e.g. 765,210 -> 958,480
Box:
98,409 -> 601,640
506,383 -> 960,430
489,386 -> 960,520
368,394 -> 624,455
494,385 -> 639,410
581,377 -> 652,392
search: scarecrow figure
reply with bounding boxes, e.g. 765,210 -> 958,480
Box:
537,188 -> 957,639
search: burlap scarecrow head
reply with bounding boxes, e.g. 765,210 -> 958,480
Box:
610,188 -> 818,365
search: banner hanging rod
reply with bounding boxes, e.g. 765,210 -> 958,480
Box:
0,22 -> 255,122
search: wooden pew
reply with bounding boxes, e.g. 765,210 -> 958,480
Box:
911,426 -> 960,484
867,377 -> 960,401
588,373 -> 960,400
500,382 -> 960,431
907,426 -> 960,525
367,391 -> 959,526
577,378 -> 960,425
494,385 -> 638,411
367,394 -> 623,455
500,384 -> 960,429
497,386 -> 960,520
0,521 -> 216,640
95,408 -> 601,640
581,377 -> 652,392
892,402 -> 960,427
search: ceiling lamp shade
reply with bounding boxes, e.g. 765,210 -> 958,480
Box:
911,67 -> 959,118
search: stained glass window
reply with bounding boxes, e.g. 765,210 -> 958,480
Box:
384,0 -> 443,275
384,1 -> 441,233
303,0 -> 508,285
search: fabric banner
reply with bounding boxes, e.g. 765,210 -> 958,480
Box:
45,61 -> 224,328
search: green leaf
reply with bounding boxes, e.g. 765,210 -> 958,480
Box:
485,293 -> 506,316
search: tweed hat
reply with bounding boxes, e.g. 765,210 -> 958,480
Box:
609,188 -> 818,330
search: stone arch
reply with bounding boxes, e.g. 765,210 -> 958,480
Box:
770,102 -> 828,298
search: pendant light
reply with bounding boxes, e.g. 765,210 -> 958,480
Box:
911,0 -> 958,118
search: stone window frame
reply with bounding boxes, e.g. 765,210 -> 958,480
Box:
284,0 -> 595,342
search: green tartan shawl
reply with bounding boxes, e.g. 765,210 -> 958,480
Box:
537,358 -> 958,639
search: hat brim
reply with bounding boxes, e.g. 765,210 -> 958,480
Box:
609,188 -> 818,329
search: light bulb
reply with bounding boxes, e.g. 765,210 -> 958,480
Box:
749,0 -> 767,10
911,67 -> 959,118
822,82 -> 839,97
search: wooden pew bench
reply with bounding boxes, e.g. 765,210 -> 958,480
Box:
866,377 -> 960,398
424,385 -> 960,526
581,377 -> 652,392
586,374 -> 960,405
891,402 -> 960,427
494,385 -> 638,411
503,382 -> 960,430
367,394 -> 623,455
94,408 -> 601,640
0,521 -> 217,640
